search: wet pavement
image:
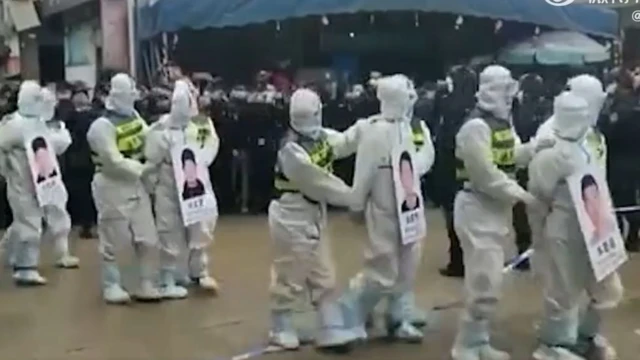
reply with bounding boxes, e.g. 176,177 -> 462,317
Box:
0,210 -> 638,360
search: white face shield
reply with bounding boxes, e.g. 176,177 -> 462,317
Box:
106,73 -> 139,116
169,81 -> 192,127
289,88 -> 323,140
377,75 -> 412,120
567,75 -> 606,127
476,65 -> 518,120
40,88 -> 57,122
17,81 -> 43,118
552,91 -> 590,141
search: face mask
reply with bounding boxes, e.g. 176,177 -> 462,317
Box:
633,74 -> 640,90
294,109 -> 322,140
300,128 -> 322,140
445,76 -> 454,93
109,94 -> 136,116
41,104 -> 56,122
477,80 -> 518,120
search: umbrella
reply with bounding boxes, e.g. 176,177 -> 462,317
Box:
498,31 -> 610,66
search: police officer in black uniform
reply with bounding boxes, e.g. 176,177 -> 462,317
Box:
601,68 -> 640,252
511,73 -> 551,268
434,65 -> 477,278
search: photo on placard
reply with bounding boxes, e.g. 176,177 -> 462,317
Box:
25,135 -> 65,208
398,150 -> 421,213
30,136 -> 58,184
171,143 -> 218,227
179,147 -> 206,201
579,173 -> 616,246
567,165 -> 627,281
391,144 -> 426,245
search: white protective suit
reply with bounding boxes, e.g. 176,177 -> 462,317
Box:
144,81 -> 220,299
267,88 -> 361,350
0,82 -> 75,285
528,92 -> 623,359
339,75 -> 434,344
87,73 -> 161,304
452,65 -> 539,360
359,77 -> 436,332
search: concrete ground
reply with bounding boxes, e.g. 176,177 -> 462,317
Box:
0,210 -> 638,360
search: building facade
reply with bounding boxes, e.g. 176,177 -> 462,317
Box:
0,0 -> 132,84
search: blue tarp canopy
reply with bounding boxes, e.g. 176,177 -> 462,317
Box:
138,0 -> 618,40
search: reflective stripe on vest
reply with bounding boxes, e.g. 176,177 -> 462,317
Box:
185,119 -> 212,148
410,118 -> 425,149
586,130 -> 606,166
92,117 -> 146,171
274,139 -> 334,195
455,115 -> 516,181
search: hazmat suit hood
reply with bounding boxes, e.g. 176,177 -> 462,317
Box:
395,74 -> 418,120
185,78 -> 199,117
566,74 -> 606,126
377,74 -> 413,120
476,65 -> 518,120
105,73 -> 139,116
552,91 -> 590,141
168,80 -> 192,128
40,88 -> 57,122
17,81 -> 43,118
289,88 -> 323,140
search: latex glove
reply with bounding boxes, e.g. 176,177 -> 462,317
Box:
349,211 -> 365,225
521,192 -> 546,211
535,137 -> 556,153
141,163 -> 156,178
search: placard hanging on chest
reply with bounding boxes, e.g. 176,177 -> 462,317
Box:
391,141 -> 427,245
567,164 -> 627,282
170,142 -> 218,226
25,135 -> 67,208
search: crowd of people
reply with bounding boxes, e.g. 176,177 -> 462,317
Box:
0,60 -> 637,360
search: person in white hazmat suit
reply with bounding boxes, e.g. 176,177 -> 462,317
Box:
1,88 -> 79,270
144,81 -> 220,299
0,82 -> 77,285
528,95 -> 624,359
451,65 -> 542,360
268,88 -> 365,350
358,75 -> 436,334
339,74 -> 434,344
87,73 -> 162,303
534,75 -> 607,172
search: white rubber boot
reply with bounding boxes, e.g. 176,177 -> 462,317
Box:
315,301 -> 358,350
13,270 -> 47,286
584,335 -> 617,360
479,345 -> 511,360
54,235 -> 79,269
533,344 -> 585,360
393,321 -> 424,343
55,254 -> 80,269
134,280 -> 163,302
103,284 -> 132,305
194,275 -> 219,293
159,269 -> 188,300
269,310 -> 300,350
